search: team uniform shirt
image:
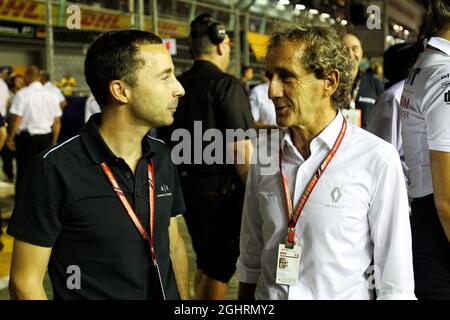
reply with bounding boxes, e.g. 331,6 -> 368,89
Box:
0,78 -> 9,117
44,81 -> 66,105
249,82 -> 277,126
400,37 -> 450,198
236,111 -> 415,300
353,72 -> 385,128
10,81 -> 62,135
84,93 -> 101,123
7,114 -> 185,299
367,80 -> 408,182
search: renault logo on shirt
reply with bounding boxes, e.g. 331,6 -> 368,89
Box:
331,187 -> 342,203
326,187 -> 344,209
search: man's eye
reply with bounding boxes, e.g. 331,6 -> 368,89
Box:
162,75 -> 170,80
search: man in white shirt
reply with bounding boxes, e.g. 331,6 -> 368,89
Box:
237,22 -> 415,300
400,0 -> 450,300
40,71 -> 67,109
0,74 -> 9,117
249,82 -> 277,129
84,93 -> 101,123
7,66 -> 62,196
367,41 -> 424,184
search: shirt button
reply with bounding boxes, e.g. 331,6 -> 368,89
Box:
136,192 -> 140,198
126,172 -> 132,178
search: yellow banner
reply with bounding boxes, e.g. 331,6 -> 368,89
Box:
247,32 -> 269,61
0,0 -> 189,37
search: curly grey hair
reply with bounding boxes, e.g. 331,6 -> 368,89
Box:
268,21 -> 355,110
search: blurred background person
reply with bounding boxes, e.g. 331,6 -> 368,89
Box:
59,72 -> 76,96
240,65 -> 254,93
84,93 -> 101,123
367,41 -> 424,184
40,71 -> 67,109
249,81 -> 277,129
7,66 -> 62,198
159,13 -> 254,300
342,33 -> 384,128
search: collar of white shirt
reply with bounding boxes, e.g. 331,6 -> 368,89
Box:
428,37 -> 450,56
29,81 -> 43,89
281,110 -> 343,159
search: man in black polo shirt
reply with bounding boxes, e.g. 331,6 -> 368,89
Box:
342,34 -> 384,128
7,30 -> 189,300
159,14 -> 254,299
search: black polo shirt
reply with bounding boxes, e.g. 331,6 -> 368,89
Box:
355,71 -> 384,128
158,59 -> 254,177
7,114 -> 185,300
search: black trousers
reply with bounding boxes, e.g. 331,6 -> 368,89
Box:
411,194 -> 450,300
14,133 -> 52,199
1,146 -> 14,180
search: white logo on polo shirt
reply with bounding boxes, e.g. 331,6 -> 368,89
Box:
157,184 -> 172,198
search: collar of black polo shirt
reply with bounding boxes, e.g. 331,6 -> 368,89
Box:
81,113 -> 155,164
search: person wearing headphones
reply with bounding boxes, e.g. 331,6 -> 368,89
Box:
159,13 -> 254,299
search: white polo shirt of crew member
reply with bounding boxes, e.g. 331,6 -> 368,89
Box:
84,93 -> 101,123
10,81 -> 62,135
0,78 -> 10,117
44,81 -> 66,105
400,37 -> 450,198
249,82 -> 277,126
236,111 -> 415,300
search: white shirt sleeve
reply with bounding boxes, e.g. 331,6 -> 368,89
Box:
249,87 -> 260,122
424,65 -> 450,152
10,91 -> 25,116
368,145 -> 416,300
56,89 -> 66,104
51,94 -> 62,118
236,164 -> 264,284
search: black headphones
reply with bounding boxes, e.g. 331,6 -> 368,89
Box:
190,13 -> 227,45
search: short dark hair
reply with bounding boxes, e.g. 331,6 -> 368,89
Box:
268,22 -> 355,110
84,30 -> 163,107
383,41 -> 424,88
428,0 -> 450,35
189,14 -> 224,58
40,71 -> 50,82
241,65 -> 252,76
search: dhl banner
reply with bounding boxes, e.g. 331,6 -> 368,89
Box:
247,32 -> 269,61
0,0 -> 189,37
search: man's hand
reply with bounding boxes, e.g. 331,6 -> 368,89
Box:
6,139 -> 15,151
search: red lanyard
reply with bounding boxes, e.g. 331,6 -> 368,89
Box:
100,161 -> 157,264
279,117 -> 347,248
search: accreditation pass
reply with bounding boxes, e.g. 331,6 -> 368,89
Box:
276,244 -> 301,286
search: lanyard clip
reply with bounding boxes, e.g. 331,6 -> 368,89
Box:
286,227 -> 295,249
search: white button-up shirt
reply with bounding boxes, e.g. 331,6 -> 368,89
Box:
10,81 -> 62,135
367,80 -> 408,183
44,81 -> 66,104
400,37 -> 450,198
236,111 -> 415,300
84,93 -> 101,123
249,83 -> 277,126
0,78 -> 10,117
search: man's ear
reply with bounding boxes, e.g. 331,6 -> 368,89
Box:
323,69 -> 340,98
109,80 -> 130,104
